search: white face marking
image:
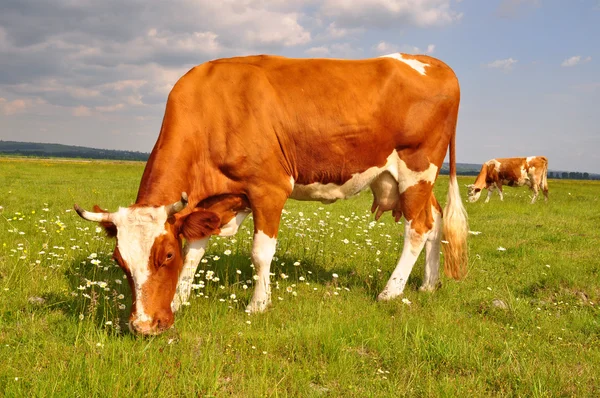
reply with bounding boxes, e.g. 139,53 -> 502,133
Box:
112,206 -> 169,322
218,211 -> 250,237
467,184 -> 482,202
380,53 -> 429,75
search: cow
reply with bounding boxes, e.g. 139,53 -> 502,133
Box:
74,53 -> 468,335
467,156 -> 549,204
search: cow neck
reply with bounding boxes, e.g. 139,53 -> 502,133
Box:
473,165 -> 488,188
135,138 -> 201,207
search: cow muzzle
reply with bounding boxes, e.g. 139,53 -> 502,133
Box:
129,311 -> 174,335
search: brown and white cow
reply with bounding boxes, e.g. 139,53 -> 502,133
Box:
467,156 -> 549,204
74,53 -> 468,335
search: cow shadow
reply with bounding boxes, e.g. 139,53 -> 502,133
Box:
33,246 -> 423,335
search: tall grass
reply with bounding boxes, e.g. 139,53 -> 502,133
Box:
1,158 -> 599,396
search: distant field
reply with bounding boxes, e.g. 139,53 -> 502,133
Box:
1,157 -> 599,397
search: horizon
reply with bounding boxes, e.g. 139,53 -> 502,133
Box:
2,139 -> 598,175
1,1 -> 598,172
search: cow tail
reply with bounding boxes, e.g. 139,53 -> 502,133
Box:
541,157 -> 549,195
442,114 -> 469,280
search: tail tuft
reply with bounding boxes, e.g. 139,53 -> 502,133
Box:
442,175 -> 469,279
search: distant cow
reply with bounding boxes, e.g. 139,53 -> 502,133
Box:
467,156 -> 549,204
75,53 -> 468,335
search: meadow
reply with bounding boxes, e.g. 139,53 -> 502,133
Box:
0,157 -> 599,397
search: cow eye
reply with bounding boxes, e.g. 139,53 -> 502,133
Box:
166,252 -> 174,260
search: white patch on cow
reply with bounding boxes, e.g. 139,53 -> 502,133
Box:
518,166 -> 530,186
289,176 -> 295,191
488,159 -> 501,169
111,206 -> 169,323
291,151 -> 437,205
172,238 -> 209,312
218,211 -> 250,237
397,158 -> 438,194
421,206 -> 442,292
247,230 -> 277,313
526,156 -> 535,164
380,53 -> 429,75
378,221 -> 427,300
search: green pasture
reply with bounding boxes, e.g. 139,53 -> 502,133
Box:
0,157 -> 599,397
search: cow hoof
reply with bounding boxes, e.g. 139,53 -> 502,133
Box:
246,299 -> 271,313
419,281 -> 442,292
377,290 -> 400,301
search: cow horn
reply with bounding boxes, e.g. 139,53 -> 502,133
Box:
74,204 -> 114,223
166,192 -> 188,216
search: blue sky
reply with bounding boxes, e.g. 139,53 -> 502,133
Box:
0,0 -> 598,172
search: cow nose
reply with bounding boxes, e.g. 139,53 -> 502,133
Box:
129,311 -> 174,335
153,310 -> 174,332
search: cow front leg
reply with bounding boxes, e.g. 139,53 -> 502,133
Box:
420,204 -> 442,292
247,230 -> 277,313
246,192 -> 287,314
484,186 -> 493,203
497,184 -> 504,201
172,238 -> 209,312
378,220 -> 428,300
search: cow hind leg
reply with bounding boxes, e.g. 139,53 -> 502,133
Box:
497,184 -> 504,201
530,184 -> 539,204
420,198 -> 442,292
378,184 -> 435,301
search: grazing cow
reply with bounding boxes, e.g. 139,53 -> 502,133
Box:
74,54 -> 468,335
467,156 -> 549,204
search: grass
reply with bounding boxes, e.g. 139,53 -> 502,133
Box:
0,157 -> 599,397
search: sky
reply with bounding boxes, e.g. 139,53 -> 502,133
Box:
0,0 -> 598,172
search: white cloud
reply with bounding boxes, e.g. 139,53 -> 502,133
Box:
321,0 -> 463,29
325,22 -> 364,40
0,97 -> 31,115
374,41 -> 398,54
305,46 -> 331,57
375,43 -> 436,55
305,43 -> 362,58
72,106 -> 92,117
95,103 -> 126,113
561,55 -> 592,67
485,58 -> 518,71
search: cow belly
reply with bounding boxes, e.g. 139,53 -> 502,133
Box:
290,168 -> 383,203
502,178 -> 530,187
289,152 -> 400,203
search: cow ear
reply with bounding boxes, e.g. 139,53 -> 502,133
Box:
179,210 -> 221,241
92,205 -> 117,238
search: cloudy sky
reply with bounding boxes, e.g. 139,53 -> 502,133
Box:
0,0 -> 598,172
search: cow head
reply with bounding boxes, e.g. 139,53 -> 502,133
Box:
74,193 -> 221,335
467,184 -> 482,202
